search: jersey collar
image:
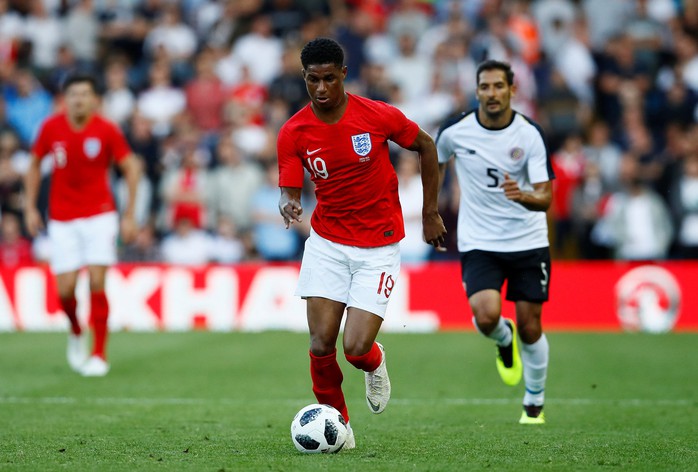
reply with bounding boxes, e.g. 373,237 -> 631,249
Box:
475,110 -> 517,131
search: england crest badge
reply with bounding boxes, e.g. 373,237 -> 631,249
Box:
84,138 -> 101,159
351,133 -> 371,157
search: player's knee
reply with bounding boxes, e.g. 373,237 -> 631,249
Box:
342,340 -> 371,358
472,310 -> 500,335
309,336 -> 337,357
517,320 -> 542,344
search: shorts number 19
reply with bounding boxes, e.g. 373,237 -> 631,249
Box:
377,272 -> 394,298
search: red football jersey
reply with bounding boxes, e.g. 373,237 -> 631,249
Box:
278,93 -> 419,247
32,113 -> 131,221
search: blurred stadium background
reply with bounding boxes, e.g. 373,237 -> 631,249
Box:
2,0 -> 698,333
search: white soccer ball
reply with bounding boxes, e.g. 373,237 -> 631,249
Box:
290,403 -> 348,453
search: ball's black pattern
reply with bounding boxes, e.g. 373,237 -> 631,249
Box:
294,434 -> 320,450
299,407 -> 322,426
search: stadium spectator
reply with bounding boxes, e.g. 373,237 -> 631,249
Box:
96,0 -> 151,70
531,0 -> 576,62
624,0 -> 669,73
159,140 -> 209,232
673,26 -> 698,95
396,150 -> 433,263
252,160 -> 303,261
385,32 -> 432,104
102,56 -> 136,128
595,154 -> 674,260
227,64 -> 268,127
143,3 -> 197,85
64,0 -> 100,72
115,156 -> 152,228
207,135 -> 264,232
2,68 -> 53,147
203,0 -> 243,51
582,0 -> 635,52
0,129 -> 25,216
0,1 -> 22,86
506,0 -> 541,66
45,45 -> 79,96
263,0 -> 312,40
185,48 -> 227,141
552,16 -> 596,107
334,6 -> 373,83
583,120 -> 623,192
161,213 -> 213,266
570,160 -> 611,259
0,211 -> 33,267
136,60 -> 186,138
119,221 -> 162,263
227,74 -> 274,160
268,45 -> 309,115
209,215 -> 246,264
387,0 -> 431,42
551,134 -> 586,257
537,68 -> 588,152
666,153 -> 698,259
22,0 -> 64,76
595,33 -> 652,133
228,14 -> 283,87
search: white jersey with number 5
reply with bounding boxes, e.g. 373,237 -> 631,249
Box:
436,110 -> 554,253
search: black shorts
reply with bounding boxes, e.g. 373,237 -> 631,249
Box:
460,248 -> 551,302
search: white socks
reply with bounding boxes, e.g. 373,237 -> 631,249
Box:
520,334 -> 549,406
473,316 -> 512,347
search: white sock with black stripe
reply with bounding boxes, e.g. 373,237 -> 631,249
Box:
520,334 -> 549,406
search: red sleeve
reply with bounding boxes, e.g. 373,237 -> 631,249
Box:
31,120 -> 51,160
108,121 -> 131,163
381,102 -> 419,149
277,124 -> 304,188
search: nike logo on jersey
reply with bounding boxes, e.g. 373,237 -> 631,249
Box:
367,397 -> 381,412
306,148 -> 322,155
464,148 -> 476,154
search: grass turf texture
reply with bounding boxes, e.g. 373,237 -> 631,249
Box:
1,332 -> 696,471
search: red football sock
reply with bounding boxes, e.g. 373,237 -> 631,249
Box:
345,342 -> 382,372
90,291 -> 109,360
60,296 -> 81,336
309,350 -> 349,423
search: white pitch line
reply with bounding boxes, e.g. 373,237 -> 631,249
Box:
0,397 -> 694,407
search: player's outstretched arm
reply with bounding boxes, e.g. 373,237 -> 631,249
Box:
117,154 -> 142,244
279,187 -> 303,229
407,128 -> 447,251
500,174 -> 552,212
23,156 -> 44,237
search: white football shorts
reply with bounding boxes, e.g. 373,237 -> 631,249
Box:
295,229 -> 401,318
47,211 -> 119,274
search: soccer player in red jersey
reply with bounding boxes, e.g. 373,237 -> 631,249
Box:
278,38 -> 447,448
24,72 -> 141,377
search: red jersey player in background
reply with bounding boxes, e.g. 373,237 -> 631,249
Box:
24,72 -> 141,377
278,38 -> 447,449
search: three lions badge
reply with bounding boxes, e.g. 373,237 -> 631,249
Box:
351,133 -> 371,157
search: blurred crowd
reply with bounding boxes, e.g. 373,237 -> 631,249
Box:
1,0 -> 698,267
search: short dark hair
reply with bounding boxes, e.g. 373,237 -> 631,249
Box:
476,60 -> 514,86
61,72 -> 101,95
300,38 -> 344,69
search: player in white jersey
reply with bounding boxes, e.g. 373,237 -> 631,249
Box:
436,60 -> 554,424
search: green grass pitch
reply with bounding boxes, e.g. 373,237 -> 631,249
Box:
1,331 -> 696,471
